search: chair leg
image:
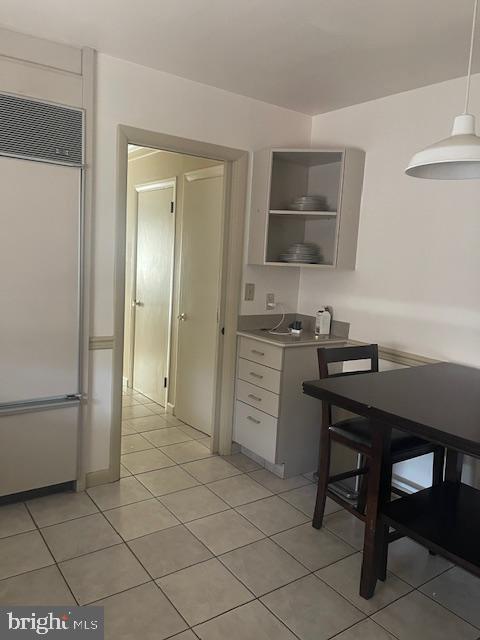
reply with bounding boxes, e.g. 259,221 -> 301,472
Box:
312,423 -> 331,530
357,455 -> 368,515
428,447 -> 445,558
377,521 -> 390,581
445,450 -> 464,483
376,455 -> 394,582
432,447 -> 445,486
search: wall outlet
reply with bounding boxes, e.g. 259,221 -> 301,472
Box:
266,293 -> 275,310
244,282 -> 255,301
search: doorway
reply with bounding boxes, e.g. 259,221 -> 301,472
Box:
109,127 -> 248,485
122,146 -> 227,445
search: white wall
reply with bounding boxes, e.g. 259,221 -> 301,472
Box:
88,53 -> 310,472
299,73 -> 480,366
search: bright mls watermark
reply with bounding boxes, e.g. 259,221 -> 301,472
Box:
0,608 -> 104,638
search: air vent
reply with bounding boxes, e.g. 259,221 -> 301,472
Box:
0,93 -> 83,166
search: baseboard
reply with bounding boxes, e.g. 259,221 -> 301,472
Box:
264,459 -> 286,479
86,467 -> 118,489
0,481 -> 75,505
239,445 -> 266,467
391,473 -> 423,494
167,402 -> 175,415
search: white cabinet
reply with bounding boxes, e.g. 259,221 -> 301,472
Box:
236,379 -> 280,418
233,400 -> 278,464
237,358 -> 281,394
238,335 -> 284,370
234,335 -> 346,477
248,148 -> 365,269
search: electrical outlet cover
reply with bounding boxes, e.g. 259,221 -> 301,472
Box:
266,293 -> 275,309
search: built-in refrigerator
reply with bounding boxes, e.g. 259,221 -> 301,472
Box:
0,93 -> 84,496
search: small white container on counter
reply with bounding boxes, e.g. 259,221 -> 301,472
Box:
315,307 -> 331,335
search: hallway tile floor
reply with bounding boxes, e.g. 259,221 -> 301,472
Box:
0,388 -> 478,639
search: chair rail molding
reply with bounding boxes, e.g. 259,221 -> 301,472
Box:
348,339 -> 440,367
89,336 -> 115,350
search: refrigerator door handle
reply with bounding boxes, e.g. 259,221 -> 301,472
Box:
0,394 -> 82,416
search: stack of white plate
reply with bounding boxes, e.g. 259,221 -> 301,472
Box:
279,242 -> 322,264
289,195 -> 327,211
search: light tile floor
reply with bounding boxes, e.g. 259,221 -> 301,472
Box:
0,388 -> 478,640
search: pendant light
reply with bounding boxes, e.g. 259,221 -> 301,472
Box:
406,0 -> 480,179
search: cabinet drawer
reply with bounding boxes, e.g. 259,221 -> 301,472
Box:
238,336 -> 283,370
236,379 -> 279,418
237,358 -> 281,394
233,400 -> 277,464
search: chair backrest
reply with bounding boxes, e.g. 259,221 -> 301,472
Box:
317,344 -> 379,426
317,344 -> 379,380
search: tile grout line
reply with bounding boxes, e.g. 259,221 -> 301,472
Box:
408,584 -> 480,633
157,498 -> 362,637
150,470 -> 475,633
25,444 -> 429,592
23,499 -> 81,607
122,531 -> 195,630
4,486 -> 456,632
153,547 -> 305,640
121,395 -> 480,635
0,394 -> 470,636
14,496 -> 464,638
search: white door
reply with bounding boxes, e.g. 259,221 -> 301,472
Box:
175,166 -> 224,434
133,182 -> 175,405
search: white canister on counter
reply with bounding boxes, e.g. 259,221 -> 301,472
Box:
315,307 -> 331,335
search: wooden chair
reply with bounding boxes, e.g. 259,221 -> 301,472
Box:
312,344 -> 445,578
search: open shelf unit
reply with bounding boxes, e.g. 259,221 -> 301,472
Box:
248,148 -> 365,269
383,481 -> 480,576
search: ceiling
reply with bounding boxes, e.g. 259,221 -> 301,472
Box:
0,0 -> 479,115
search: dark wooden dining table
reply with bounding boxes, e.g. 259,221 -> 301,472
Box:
303,361 -> 480,599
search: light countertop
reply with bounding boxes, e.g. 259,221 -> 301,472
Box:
237,328 -> 347,348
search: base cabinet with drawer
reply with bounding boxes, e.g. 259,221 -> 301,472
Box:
233,334 -> 345,477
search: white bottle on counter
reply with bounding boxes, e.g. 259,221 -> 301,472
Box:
315,307 -> 331,335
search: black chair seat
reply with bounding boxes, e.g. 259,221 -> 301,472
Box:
330,417 -> 427,452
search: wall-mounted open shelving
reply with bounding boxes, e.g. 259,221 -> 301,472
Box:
248,148 -> 365,269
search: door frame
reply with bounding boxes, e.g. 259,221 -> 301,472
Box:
127,177 -> 177,407
109,125 -> 248,481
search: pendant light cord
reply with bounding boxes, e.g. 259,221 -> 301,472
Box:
464,0 -> 479,113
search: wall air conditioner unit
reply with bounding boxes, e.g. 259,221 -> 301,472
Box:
0,92 -> 83,166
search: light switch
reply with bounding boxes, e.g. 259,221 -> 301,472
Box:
244,283 -> 255,301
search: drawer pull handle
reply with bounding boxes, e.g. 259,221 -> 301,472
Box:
248,394 -> 262,402
247,415 -> 261,424
250,372 -> 264,379
251,349 -> 265,356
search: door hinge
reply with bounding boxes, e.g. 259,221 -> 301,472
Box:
170,201 -> 174,213
164,377 -> 168,388
221,327 -> 225,335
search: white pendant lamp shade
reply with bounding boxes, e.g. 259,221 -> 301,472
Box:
406,0 -> 480,179
405,114 -> 480,179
